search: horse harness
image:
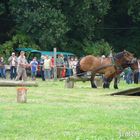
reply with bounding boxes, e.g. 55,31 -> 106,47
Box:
91,56 -> 123,74
77,52 -> 131,77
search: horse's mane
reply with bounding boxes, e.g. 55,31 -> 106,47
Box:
114,51 -> 124,59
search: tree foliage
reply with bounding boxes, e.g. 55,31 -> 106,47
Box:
9,0 -> 110,52
83,39 -> 112,56
0,0 -> 140,57
0,33 -> 38,58
9,0 -> 69,50
128,0 -> 140,22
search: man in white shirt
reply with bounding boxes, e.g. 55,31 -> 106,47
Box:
43,55 -> 51,80
8,52 -> 17,80
15,51 -> 28,81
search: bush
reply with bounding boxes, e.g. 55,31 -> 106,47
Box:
0,33 -> 39,63
83,39 -> 112,56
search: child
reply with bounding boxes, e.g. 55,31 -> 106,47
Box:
30,57 -> 38,80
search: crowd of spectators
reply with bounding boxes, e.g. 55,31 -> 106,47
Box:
0,52 -> 140,84
121,67 -> 140,84
0,52 -> 79,81
40,54 -> 78,80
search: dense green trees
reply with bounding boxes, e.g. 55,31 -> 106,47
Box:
0,0 -> 140,57
103,0 -> 140,57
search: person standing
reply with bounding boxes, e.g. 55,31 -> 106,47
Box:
56,54 -> 64,78
50,57 -> 54,79
8,52 -> 17,80
30,57 -> 38,80
138,60 -> 140,83
0,56 -> 6,79
124,67 -> 133,84
40,55 -> 45,81
69,57 -> 75,76
15,51 -> 28,81
43,55 -> 51,80
73,57 -> 78,75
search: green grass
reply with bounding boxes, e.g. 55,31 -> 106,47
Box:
0,79 -> 140,140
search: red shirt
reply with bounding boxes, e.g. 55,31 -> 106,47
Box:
51,58 -> 54,68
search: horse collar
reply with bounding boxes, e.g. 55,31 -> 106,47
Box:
111,56 -> 124,72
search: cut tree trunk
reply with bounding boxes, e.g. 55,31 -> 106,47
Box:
67,76 -> 91,82
17,88 -> 27,103
65,80 -> 74,88
64,76 -> 91,88
0,80 -> 38,87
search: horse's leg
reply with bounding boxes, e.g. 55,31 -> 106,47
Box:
103,77 -> 109,88
103,77 -> 112,88
90,73 -> 97,88
114,77 -> 119,89
107,77 -> 113,88
103,72 -> 114,88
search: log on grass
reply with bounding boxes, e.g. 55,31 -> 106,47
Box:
110,87 -> 140,96
65,79 -> 74,88
17,87 -> 27,103
67,76 -> 91,82
0,80 -> 38,87
64,76 -> 91,88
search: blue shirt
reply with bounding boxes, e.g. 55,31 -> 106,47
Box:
30,61 -> 38,72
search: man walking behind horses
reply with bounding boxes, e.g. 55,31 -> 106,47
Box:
15,51 -> 28,81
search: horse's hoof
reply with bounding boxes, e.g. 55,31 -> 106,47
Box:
93,85 -> 97,88
103,84 -> 106,88
114,86 -> 118,89
91,85 -> 97,88
92,86 -> 97,88
107,85 -> 110,88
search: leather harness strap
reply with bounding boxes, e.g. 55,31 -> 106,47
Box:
92,56 -> 125,74
92,64 -> 113,73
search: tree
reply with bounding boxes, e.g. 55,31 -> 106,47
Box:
102,0 -> 140,57
128,0 -> 140,22
9,0 -> 111,55
9,0 -> 69,50
60,0 -> 111,53
0,0 -> 14,43
0,33 -> 38,60
83,39 -> 112,56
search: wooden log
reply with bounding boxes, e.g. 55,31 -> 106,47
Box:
110,87 -> 140,96
63,76 -> 91,88
65,79 -> 74,88
0,80 -> 38,87
94,77 -> 103,87
67,76 -> 91,82
60,76 -> 91,82
17,87 -> 27,103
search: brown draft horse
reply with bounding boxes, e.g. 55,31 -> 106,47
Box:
76,50 -> 135,89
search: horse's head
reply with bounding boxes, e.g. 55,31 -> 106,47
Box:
114,50 -> 135,67
122,50 -> 135,64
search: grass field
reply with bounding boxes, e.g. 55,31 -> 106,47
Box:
0,79 -> 140,140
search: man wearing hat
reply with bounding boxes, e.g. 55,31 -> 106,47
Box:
8,52 -> 18,80
15,51 -> 28,81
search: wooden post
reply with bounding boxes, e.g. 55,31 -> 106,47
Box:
54,48 -> 57,81
95,76 -> 103,87
65,78 -> 74,88
17,87 -> 27,103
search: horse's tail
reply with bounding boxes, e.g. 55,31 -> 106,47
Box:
76,59 -> 85,76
